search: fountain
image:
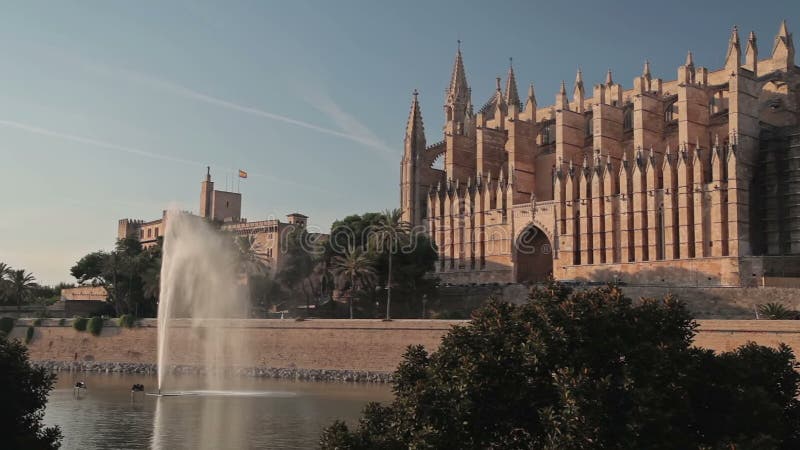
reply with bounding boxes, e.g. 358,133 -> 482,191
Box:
155,211 -> 251,394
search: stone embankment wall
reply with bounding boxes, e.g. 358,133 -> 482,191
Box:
439,284 -> 800,319
8,319 -> 800,379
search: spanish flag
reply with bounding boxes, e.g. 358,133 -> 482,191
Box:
238,169 -> 248,179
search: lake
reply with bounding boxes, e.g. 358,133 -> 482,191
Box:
43,372 -> 393,449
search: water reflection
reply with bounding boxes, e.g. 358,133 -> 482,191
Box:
45,373 -> 392,449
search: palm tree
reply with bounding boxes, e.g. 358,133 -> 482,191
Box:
331,247 -> 377,319
0,263 -> 11,305
757,302 -> 798,320
369,209 -> 411,320
9,270 -> 36,311
236,235 -> 271,276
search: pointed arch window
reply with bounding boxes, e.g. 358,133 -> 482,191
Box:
665,103 -> 674,121
623,105 -> 633,131
585,112 -> 594,136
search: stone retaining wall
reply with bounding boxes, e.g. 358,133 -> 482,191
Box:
9,319 -> 800,381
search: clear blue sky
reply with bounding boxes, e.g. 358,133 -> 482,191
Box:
0,0 -> 797,284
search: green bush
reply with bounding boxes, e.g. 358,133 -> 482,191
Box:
32,318 -> 43,326
758,302 -> 799,320
25,326 -> 34,344
72,317 -> 87,332
58,319 -> 66,326
118,314 -> 136,328
0,317 -> 15,334
87,317 -> 103,336
321,283 -> 800,449
0,336 -> 62,448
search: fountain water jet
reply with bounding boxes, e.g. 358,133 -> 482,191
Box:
156,212 -> 250,392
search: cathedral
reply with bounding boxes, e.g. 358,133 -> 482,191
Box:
400,21 -> 800,287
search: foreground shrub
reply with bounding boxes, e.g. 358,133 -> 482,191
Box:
72,317 -> 87,332
87,317 -> 103,336
58,318 -> 66,326
32,318 -> 43,326
321,283 -> 800,449
758,302 -> 799,320
0,317 -> 15,335
24,326 -> 34,344
0,335 -> 62,448
118,314 -> 136,328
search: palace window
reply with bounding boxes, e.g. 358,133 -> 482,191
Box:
155,227 -> 159,237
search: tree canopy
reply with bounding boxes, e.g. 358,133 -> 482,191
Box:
0,336 -> 61,449
70,237 -> 161,317
321,283 -> 800,449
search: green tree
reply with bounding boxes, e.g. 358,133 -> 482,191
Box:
275,227 -> 316,315
70,238 -> 161,317
9,270 -> 36,311
321,283 -> 800,449
235,235 -> 271,277
328,211 -> 438,318
331,247 -> 377,319
0,262 -> 12,305
0,336 -> 62,449
369,209 -> 410,320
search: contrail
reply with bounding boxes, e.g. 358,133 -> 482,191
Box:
0,119 -> 328,193
0,119 -> 199,166
111,67 -> 395,155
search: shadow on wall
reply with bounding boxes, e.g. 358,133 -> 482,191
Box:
440,270 -> 800,320
576,265 -> 730,287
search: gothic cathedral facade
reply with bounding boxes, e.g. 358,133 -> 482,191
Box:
400,22 -> 800,287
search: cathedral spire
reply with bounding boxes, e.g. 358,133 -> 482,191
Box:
504,57 -> 521,109
404,89 -> 426,151
745,30 -> 758,73
642,60 -> 651,79
605,69 -> 614,86
685,50 -> 695,68
445,41 -> 471,130
447,41 -> 469,102
725,25 -> 741,70
556,80 -> 569,111
772,20 -> 795,68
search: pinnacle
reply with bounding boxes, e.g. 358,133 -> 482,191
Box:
685,50 -> 694,67
575,67 -> 583,85
643,60 -> 651,78
527,83 -> 536,104
505,59 -> 521,108
749,30 -> 756,42
559,80 -> 567,95
605,69 -> 613,85
778,19 -> 789,38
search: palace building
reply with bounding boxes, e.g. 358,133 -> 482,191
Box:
400,21 -> 800,287
118,168 -> 311,272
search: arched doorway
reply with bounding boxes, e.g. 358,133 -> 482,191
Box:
515,225 -> 553,283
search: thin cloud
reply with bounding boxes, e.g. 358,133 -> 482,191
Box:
96,65 -> 394,155
0,119 -> 326,193
303,88 -> 395,156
